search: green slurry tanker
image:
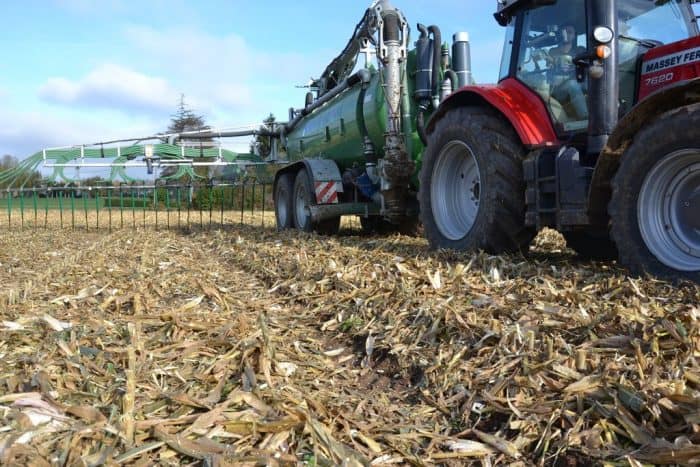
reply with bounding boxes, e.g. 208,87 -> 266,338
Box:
272,0 -> 472,235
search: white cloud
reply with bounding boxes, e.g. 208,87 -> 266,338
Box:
122,26 -> 328,117
38,64 -> 179,115
0,109 -> 160,158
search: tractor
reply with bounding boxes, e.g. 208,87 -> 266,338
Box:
420,0 -> 700,281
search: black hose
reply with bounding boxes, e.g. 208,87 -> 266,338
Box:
444,69 -> 459,92
356,72 -> 376,164
383,11 -> 401,42
428,25 -> 442,101
417,107 -> 429,146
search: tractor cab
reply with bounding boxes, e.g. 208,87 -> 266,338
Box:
496,0 -> 698,144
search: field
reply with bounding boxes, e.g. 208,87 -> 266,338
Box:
0,212 -> 698,466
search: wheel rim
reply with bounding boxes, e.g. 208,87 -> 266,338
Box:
276,186 -> 289,227
430,140 -> 481,241
638,149 -> 700,272
294,178 -> 310,228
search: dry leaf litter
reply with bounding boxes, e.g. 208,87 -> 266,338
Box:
0,213 -> 698,466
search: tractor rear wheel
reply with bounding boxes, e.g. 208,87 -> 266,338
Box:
274,173 -> 294,230
610,104 -> 700,282
419,107 -> 534,253
293,169 -> 340,235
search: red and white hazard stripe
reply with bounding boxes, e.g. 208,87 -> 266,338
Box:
314,181 -> 340,204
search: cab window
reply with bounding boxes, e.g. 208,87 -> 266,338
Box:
515,0 -> 588,133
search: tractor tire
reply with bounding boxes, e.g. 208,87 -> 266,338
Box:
419,106 -> 534,253
274,173 -> 294,230
292,169 -> 340,236
610,104 -> 700,282
563,231 -> 618,260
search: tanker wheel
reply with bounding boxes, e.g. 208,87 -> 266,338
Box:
274,173 -> 294,230
292,169 -> 340,235
610,104 -> 700,282
563,230 -> 618,260
419,106 -> 535,253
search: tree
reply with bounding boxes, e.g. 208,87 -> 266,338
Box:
167,94 -> 210,135
0,155 -> 18,171
0,155 -> 43,189
163,95 -> 212,179
249,113 -> 280,159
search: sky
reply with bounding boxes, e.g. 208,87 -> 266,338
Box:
0,0 -> 503,159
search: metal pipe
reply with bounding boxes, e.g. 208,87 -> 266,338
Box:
452,32 -> 473,87
285,69 -> 371,134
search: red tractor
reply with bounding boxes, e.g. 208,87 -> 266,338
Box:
420,0 -> 700,282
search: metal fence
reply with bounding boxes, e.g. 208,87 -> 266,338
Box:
0,181 -> 274,231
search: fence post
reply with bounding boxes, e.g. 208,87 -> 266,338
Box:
70,190 -> 75,230
7,190 -> 12,229
83,189 -> 89,231
96,188 -> 101,231
44,189 -> 49,230
261,183 -> 267,228
58,190 -> 64,229
33,189 -> 38,228
19,190 -> 25,229
240,183 -> 245,225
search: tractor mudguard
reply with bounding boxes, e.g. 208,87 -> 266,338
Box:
426,77 -> 559,149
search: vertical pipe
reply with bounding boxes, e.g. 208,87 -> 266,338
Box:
7,191 -> 12,229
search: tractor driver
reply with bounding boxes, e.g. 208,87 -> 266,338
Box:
547,24 -> 588,121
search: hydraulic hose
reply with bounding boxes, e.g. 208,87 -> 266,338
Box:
444,69 -> 459,93
428,25 -> 442,104
355,71 -> 376,164
417,108 -> 429,146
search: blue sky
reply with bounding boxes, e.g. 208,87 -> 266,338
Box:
0,1 -> 503,158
